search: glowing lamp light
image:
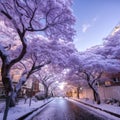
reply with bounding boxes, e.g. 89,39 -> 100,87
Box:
58,82 -> 67,90
59,84 -> 64,90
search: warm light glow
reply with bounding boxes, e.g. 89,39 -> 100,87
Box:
58,82 -> 67,90
59,84 -> 64,90
80,87 -> 83,90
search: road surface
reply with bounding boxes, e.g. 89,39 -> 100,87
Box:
32,97 -> 111,120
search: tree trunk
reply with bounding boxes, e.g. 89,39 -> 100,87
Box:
93,88 -> 101,104
51,91 -> 53,97
44,86 -> 48,98
9,92 -> 17,107
3,94 -> 11,120
93,90 -> 96,101
29,82 -> 34,106
95,91 -> 101,104
87,80 -> 101,104
76,87 -> 80,99
2,75 -> 17,107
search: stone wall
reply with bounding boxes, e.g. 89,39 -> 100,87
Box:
98,86 -> 120,100
79,86 -> 120,101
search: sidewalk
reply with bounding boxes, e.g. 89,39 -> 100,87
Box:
72,98 -> 120,120
0,98 -> 53,120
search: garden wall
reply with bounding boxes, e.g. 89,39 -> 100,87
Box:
79,86 -> 120,101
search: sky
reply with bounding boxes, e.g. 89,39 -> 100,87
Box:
72,0 -> 120,51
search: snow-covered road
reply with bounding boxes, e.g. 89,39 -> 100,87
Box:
31,97 -> 110,120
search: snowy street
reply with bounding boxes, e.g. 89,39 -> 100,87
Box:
31,97 -> 110,120
0,97 -> 118,120
0,1 -> 120,120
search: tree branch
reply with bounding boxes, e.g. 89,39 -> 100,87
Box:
91,72 -> 103,85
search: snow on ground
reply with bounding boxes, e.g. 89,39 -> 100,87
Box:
0,98 -> 53,120
74,98 -> 120,115
70,98 -> 120,120
0,97 -> 120,120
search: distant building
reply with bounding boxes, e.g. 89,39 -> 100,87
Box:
104,73 -> 120,87
0,68 -> 41,98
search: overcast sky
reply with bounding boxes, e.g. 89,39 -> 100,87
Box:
72,0 -> 120,51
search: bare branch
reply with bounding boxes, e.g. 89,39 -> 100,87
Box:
91,72 -> 103,85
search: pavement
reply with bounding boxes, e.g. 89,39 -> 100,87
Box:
1,97 -> 120,120
17,99 -> 53,120
0,98 -> 54,120
18,97 -> 120,120
30,97 -> 107,120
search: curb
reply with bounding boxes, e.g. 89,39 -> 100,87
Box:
73,99 -> 120,118
16,99 -> 53,120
